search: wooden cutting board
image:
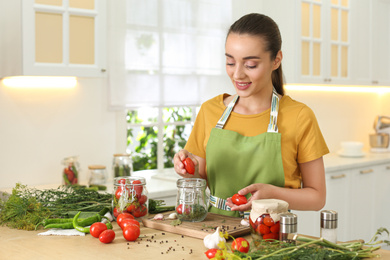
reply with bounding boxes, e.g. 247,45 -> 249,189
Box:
142,211 -> 251,239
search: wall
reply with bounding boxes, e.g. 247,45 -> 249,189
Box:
0,78 -> 120,189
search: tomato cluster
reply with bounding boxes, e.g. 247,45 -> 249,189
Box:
63,164 -> 78,185
113,178 -> 148,219
250,213 -> 280,240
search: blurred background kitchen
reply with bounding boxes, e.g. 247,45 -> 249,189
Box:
1,0 -> 390,189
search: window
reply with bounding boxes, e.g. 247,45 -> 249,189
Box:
108,0 -> 233,172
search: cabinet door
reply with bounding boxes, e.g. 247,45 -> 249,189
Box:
371,0 -> 390,86
21,0 -> 106,77
374,163 -> 390,250
348,166 -> 376,242
324,169 -> 350,242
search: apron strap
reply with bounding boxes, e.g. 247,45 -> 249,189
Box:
216,95 -> 239,129
267,88 -> 280,133
209,194 -> 231,211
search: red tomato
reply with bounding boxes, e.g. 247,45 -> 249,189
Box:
138,194 -> 147,205
270,222 -> 280,233
182,157 -> 195,174
257,224 -> 270,235
123,225 -> 140,241
132,205 -> 147,218
263,215 -> 275,227
113,207 -> 121,218
231,237 -> 250,253
126,204 -> 136,213
263,232 -> 279,240
249,217 -> 257,230
120,218 -> 140,229
99,229 -> 115,244
90,222 -> 107,238
176,204 -> 191,215
117,178 -> 126,184
116,212 -> 134,226
115,186 -> 128,200
131,180 -> 143,197
232,194 -> 247,206
205,248 -> 224,259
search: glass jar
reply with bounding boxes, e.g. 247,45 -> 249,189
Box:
88,165 -> 107,186
112,154 -> 133,178
61,156 -> 80,186
112,176 -> 148,220
320,210 -> 338,243
249,199 -> 289,241
176,178 -> 208,222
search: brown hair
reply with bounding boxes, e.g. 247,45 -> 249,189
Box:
227,13 -> 284,96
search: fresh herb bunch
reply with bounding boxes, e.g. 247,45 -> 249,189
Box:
177,204 -> 208,222
215,228 -> 390,260
148,199 -> 176,214
0,183 -> 112,230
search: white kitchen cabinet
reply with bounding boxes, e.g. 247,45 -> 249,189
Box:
0,0 -> 107,78
351,0 -> 390,86
374,163 -> 390,250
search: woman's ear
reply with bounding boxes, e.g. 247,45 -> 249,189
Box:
273,50 -> 283,70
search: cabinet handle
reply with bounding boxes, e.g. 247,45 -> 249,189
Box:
360,169 -> 374,174
330,174 -> 346,179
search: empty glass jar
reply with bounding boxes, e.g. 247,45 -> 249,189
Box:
88,165 -> 107,186
176,178 -> 208,222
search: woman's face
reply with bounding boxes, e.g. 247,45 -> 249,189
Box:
225,33 -> 281,98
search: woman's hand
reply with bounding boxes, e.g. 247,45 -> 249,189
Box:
173,149 -> 201,178
226,183 -> 271,212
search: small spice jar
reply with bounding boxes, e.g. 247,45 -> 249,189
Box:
112,176 -> 148,220
249,199 -> 289,241
61,156 -> 80,186
176,178 -> 208,222
87,165 -> 107,186
279,212 -> 298,243
320,210 -> 338,243
112,154 -> 133,178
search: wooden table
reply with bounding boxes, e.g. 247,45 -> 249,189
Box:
1,223 -> 390,260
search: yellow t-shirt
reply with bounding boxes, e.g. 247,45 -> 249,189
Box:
184,94 -> 329,189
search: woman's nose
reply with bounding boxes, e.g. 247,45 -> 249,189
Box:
233,64 -> 245,79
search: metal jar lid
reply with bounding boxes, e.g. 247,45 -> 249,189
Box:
280,212 -> 297,233
321,210 -> 338,229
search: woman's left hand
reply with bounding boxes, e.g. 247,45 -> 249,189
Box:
226,183 -> 271,211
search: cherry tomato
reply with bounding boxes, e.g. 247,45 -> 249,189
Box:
99,229 -> 115,244
120,218 -> 140,229
116,212 -> 134,227
182,157 -> 195,174
232,194 -> 247,206
249,217 -> 257,230
115,186 -> 128,200
138,194 -> 147,205
231,237 -> 250,253
263,232 -> 279,240
257,223 -> 270,235
132,180 -> 143,197
126,204 -> 136,213
270,222 -> 280,233
176,204 -> 191,215
123,225 -> 140,241
90,222 -> 107,238
113,207 -> 121,218
263,215 -> 275,227
205,248 -> 224,259
117,178 -> 126,184
132,205 -> 147,218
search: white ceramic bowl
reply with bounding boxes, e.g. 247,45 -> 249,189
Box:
340,141 -> 364,156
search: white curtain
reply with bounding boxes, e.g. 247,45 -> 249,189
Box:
107,0 -> 234,109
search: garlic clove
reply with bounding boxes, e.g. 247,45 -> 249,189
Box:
240,218 -> 250,227
203,227 -> 226,249
153,213 -> 164,220
166,212 -> 178,220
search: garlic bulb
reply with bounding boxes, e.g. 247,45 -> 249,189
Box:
203,227 -> 226,249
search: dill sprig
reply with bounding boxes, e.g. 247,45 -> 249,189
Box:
0,183 -> 112,230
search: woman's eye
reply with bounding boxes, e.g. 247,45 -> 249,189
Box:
246,65 -> 257,69
226,63 -> 235,66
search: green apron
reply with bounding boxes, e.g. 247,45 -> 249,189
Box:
206,89 -> 285,217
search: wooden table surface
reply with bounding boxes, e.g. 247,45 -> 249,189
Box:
1,222 -> 390,260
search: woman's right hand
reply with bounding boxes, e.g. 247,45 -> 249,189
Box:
173,149 -> 200,178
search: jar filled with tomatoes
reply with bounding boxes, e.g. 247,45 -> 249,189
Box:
112,176 -> 148,220
61,156 -> 80,186
176,178 -> 208,222
249,199 -> 289,242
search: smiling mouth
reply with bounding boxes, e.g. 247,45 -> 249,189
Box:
235,81 -> 251,90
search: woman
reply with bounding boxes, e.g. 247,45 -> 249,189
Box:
173,13 -> 329,217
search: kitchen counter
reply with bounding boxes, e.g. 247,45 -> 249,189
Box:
1,222 -> 390,260
324,151 -> 390,172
